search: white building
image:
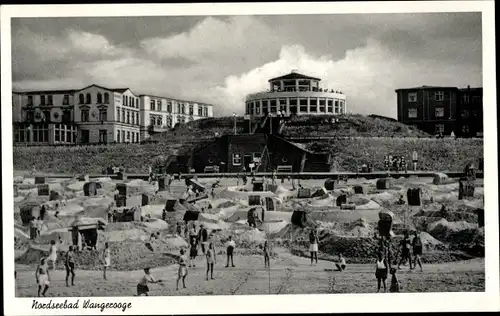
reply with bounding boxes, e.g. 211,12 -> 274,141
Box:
245,70 -> 347,116
12,85 -> 214,145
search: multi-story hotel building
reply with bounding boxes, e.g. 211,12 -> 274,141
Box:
12,85 -> 214,145
245,70 -> 347,116
396,85 -> 483,137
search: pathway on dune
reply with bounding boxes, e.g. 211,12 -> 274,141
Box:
15,247 -> 484,297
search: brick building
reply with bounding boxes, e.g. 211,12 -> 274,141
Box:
395,85 -> 483,137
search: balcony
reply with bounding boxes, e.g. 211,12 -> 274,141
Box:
148,124 -> 170,133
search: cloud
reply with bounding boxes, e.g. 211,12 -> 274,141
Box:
213,39 -> 482,118
140,16 -> 279,65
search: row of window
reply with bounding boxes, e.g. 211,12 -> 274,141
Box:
408,91 -> 445,102
77,93 -> 113,105
80,108 -> 108,122
232,152 -> 262,166
116,107 -> 140,125
246,98 -> 346,115
14,124 -> 49,143
150,99 -> 209,116
54,124 -> 78,143
115,130 -> 140,143
122,95 -> 140,108
407,107 -> 445,119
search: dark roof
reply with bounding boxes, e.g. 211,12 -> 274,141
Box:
14,89 -> 77,95
268,72 -> 321,82
112,88 -> 131,93
459,87 -> 483,91
395,85 -> 459,92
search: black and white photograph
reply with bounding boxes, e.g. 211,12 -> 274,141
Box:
2,1 -> 499,315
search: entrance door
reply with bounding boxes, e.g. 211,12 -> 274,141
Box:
244,155 -> 252,172
81,130 -> 90,144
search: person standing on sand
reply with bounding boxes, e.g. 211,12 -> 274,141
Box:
36,217 -> 43,239
198,225 -> 209,255
397,232 -> 412,270
309,229 -> 319,265
137,268 -> 162,296
225,236 -> 236,268
262,240 -> 270,268
188,239 -> 198,267
205,242 -> 216,280
375,252 -> 388,293
48,240 -> 58,270
65,245 -> 76,286
29,217 -> 37,240
36,258 -> 51,297
102,242 -> 111,280
411,231 -> 423,272
176,249 -> 188,290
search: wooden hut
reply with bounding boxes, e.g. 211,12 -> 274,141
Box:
336,194 -> 347,206
376,178 -> 392,190
377,210 -> 394,238
353,185 -> 365,194
37,184 -> 49,196
34,176 -> 45,184
291,210 -> 308,228
406,188 -> 422,206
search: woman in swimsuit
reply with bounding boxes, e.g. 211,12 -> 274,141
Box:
176,248 -> 188,290
35,258 -> 51,297
205,242 -> 216,280
65,246 -> 76,286
103,242 -> 111,280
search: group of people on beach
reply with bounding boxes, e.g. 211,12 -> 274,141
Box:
33,240 -> 111,297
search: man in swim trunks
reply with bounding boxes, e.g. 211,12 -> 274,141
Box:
65,245 -> 76,286
36,258 -> 51,297
397,232 -> 412,270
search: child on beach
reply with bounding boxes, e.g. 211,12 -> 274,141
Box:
102,242 -> 111,280
335,253 -> 347,271
176,249 -> 188,290
375,252 -> 388,293
189,240 -> 198,268
262,240 -> 270,268
65,246 -> 76,286
35,258 -> 51,297
389,268 -> 401,293
206,243 -> 216,280
137,268 -> 162,296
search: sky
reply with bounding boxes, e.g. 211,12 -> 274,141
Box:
11,13 -> 482,118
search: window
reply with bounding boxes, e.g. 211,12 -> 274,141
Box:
167,102 -> 172,113
99,108 -> 107,121
32,124 -> 49,143
63,95 -> 69,105
28,95 -> 33,105
278,99 -> 286,113
121,130 -> 125,142
78,94 -> 84,104
299,99 -> 308,113
42,110 -> 51,122
62,110 -> 71,122
136,113 -> 139,125
435,124 -> 445,134
204,107 -> 208,117
166,116 -> 172,127
137,98 -> 140,108
66,129 -> 71,143
99,130 -> 107,143
123,95 -> 126,106
269,100 -> 276,114
131,112 -> 135,125
181,104 -> 185,114
270,100 -> 278,113
327,99 -> 333,113
157,116 -> 163,126
86,93 -> 91,104
189,104 -> 194,115
117,130 -> 121,143
232,153 -> 242,166
81,109 -> 89,122
198,106 -> 203,116
309,98 -> 317,112
178,116 -> 185,124
462,94 -> 470,104
334,100 -> 339,114
97,93 -> 103,104
46,95 -> 53,105
339,101 -> 345,114
158,100 -> 162,111
127,131 -> 130,142
40,95 -> 46,105
461,110 -> 469,118
104,93 -> 110,104
319,99 -> 326,112
126,111 -> 130,124
176,103 -> 181,113
117,107 -> 121,122
408,108 -> 418,118
435,91 -> 444,101
131,97 -> 135,108
435,107 -> 444,118
408,92 -> 417,102
55,125 -> 60,142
